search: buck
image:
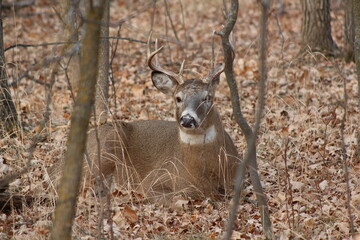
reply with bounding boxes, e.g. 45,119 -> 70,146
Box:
84,45 -> 240,200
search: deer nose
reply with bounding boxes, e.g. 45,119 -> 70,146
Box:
180,114 -> 198,129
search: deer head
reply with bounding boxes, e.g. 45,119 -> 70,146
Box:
148,45 -> 225,138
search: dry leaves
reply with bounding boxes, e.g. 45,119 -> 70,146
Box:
1,0 -> 359,239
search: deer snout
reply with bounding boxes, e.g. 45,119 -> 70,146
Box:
180,114 -> 198,129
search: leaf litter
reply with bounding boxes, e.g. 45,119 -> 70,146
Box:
0,0 -> 359,239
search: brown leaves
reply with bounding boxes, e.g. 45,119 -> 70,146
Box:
3,0 -> 360,239
123,205 -> 138,224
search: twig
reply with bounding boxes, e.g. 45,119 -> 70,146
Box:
108,1 -> 154,28
150,0 -> 157,34
334,61 -> 355,237
109,25 -> 123,114
211,30 -> 216,69
106,191 -> 114,240
283,138 -> 295,234
163,0 -> 181,45
5,37 -> 152,53
105,36 -> 151,45
5,41 -> 76,52
2,0 -> 34,9
8,71 -> 51,88
60,55 -> 76,102
0,54 -> 56,195
8,42 -> 79,87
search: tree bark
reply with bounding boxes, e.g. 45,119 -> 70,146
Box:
50,2 -> 105,240
300,0 -> 340,56
354,0 -> 360,107
0,0 -> 18,137
95,0 -> 110,124
345,0 -> 355,62
219,0 -> 273,239
354,0 -> 360,235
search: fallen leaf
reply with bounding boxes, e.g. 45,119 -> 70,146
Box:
123,205 -> 138,224
318,180 -> 328,191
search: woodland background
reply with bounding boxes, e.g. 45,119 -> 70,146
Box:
0,0 -> 359,239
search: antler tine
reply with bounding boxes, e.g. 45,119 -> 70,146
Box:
147,32 -> 153,61
154,38 -> 160,66
178,60 -> 185,84
205,62 -> 225,83
147,38 -> 181,83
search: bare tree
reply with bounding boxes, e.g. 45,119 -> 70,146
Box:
345,0 -> 354,62
0,0 -> 18,137
300,0 -> 340,56
50,1 -> 105,239
218,0 -> 273,239
354,0 -> 360,167
95,0 -> 110,124
354,0 -> 360,107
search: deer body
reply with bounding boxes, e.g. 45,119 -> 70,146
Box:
85,46 -> 239,199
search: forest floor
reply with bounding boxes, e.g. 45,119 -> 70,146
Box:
0,0 -> 359,239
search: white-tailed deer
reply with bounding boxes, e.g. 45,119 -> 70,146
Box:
85,45 -> 240,200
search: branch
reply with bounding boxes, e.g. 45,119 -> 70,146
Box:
108,1 -> 154,28
0,58 -> 56,209
106,36 -> 152,44
220,0 -> 273,239
334,61 -> 355,237
3,0 -> 34,9
4,41 -> 76,52
163,0 -> 181,44
6,36 -> 146,88
5,37 -> 152,52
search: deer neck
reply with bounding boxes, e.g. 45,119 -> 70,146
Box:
179,125 -> 217,145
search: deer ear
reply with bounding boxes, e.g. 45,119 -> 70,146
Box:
206,63 -> 225,89
151,72 -> 179,96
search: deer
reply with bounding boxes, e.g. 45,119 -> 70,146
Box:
84,44 -> 240,201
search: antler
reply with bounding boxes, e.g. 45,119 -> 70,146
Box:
205,63 -> 225,83
147,35 -> 183,83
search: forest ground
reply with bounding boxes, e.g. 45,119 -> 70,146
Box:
0,0 -> 359,239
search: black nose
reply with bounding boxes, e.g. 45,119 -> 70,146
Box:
180,114 -> 197,128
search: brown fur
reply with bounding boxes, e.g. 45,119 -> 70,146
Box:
85,107 -> 239,200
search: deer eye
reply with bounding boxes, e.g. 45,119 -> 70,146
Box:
176,96 -> 182,103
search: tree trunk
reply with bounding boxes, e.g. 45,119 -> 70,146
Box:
345,0 -> 355,62
95,0 -> 110,124
50,2 -> 105,240
219,0 -> 273,239
0,0 -> 18,137
354,0 -> 360,107
300,0 -> 340,56
353,0 -> 360,212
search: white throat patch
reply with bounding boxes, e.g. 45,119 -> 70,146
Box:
179,125 -> 216,145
